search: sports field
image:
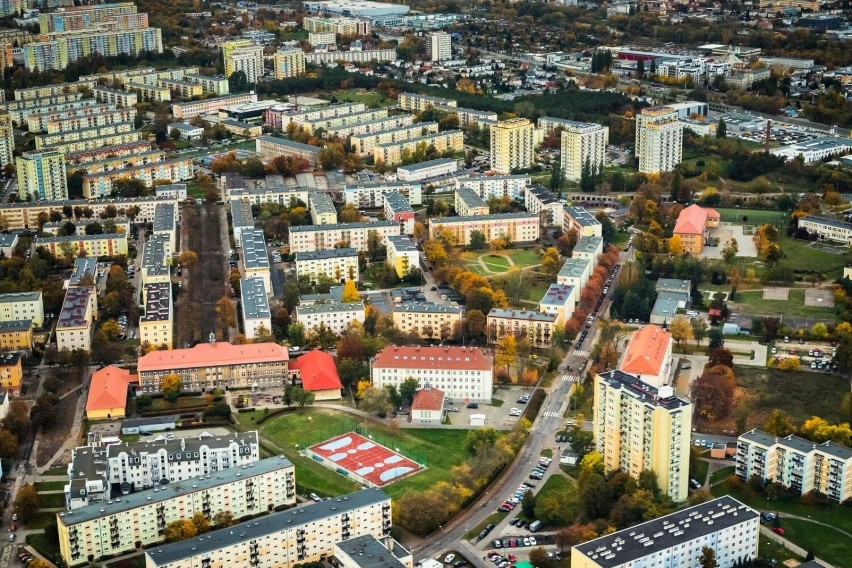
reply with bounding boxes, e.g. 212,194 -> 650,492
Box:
714,208 -> 787,226
306,432 -> 423,487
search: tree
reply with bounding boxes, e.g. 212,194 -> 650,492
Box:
399,377 -> 419,404
228,69 -> 249,92
578,473 -> 613,520
216,295 -> 236,329
178,250 -> 199,266
529,548 -> 550,567
541,247 -> 561,279
810,322 -> 828,340
708,327 -> 724,350
30,394 -> 59,428
669,316 -> 694,347
213,510 -> 236,528
25,561 -> 51,568
721,238 -> 738,263
13,484 -> 40,522
699,547 -> 719,568
495,335 -> 517,378
164,519 -> 198,542
717,118 -> 727,139
190,511 -> 211,534
470,230 -> 486,250
288,322 -> 306,347
691,318 -> 708,346
162,373 -> 182,402
465,309 -> 487,338
100,319 -> 122,341
465,427 -> 499,454
290,387 -> 316,408
668,235 -> 684,256
521,489 -> 537,517
359,386 -> 393,416
0,428 -> 17,458
708,347 -> 734,368
763,409 -> 796,436
341,280 -> 359,302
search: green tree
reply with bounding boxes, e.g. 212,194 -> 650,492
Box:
470,230 -> 486,250
465,427 -> 499,454
721,238 -> 738,263
228,70 -> 249,93
399,377 -> 420,404
287,322 -> 306,347
521,489 -> 537,517
0,428 -> 17,458
13,484 -> 40,522
550,155 -> 563,193
763,409 -> 795,436
213,510 -> 235,528
290,387 -> 317,408
717,118 -> 727,139
699,547 -> 719,568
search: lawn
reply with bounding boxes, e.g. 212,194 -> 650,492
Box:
610,230 -> 631,247
715,208 -> 788,226
709,465 -> 736,485
38,493 -> 66,508
43,467 -> 67,477
779,518 -> 849,567
26,533 -> 59,562
463,511 -> 507,540
732,289 -> 835,319
777,235 -> 852,278
25,511 -> 57,530
691,459 -> 710,485
733,366 -> 849,425
507,249 -> 540,268
256,409 -> 474,499
35,481 -> 66,492
322,89 -> 396,108
148,396 -> 210,412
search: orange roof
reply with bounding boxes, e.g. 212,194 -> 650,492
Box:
411,386 -> 445,411
138,341 -> 288,372
673,204 -> 710,235
619,325 -> 672,377
705,207 -> 720,219
372,345 -> 492,371
289,350 -> 342,391
86,365 -> 133,413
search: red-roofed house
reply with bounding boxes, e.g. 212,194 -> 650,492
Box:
288,350 -> 342,400
411,385 -> 445,424
618,324 -> 673,387
86,365 -> 134,420
673,204 -> 720,255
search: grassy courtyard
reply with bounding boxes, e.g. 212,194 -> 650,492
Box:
733,366 -> 849,426
777,236 -> 852,278
460,248 -> 541,276
732,289 -> 836,319
779,518 -> 849,567
241,409 -> 474,500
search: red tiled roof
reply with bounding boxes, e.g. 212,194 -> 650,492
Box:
86,365 -> 134,413
673,204 -> 710,235
372,345 -> 492,371
138,341 -> 288,372
411,386 -> 445,411
705,208 -> 720,219
289,350 -> 342,391
619,325 -> 672,377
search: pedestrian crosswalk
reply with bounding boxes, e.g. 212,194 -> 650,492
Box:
561,375 -> 579,383
542,411 -> 560,418
574,349 -> 589,357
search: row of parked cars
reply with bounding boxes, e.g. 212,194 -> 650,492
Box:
529,455 -> 552,481
491,535 -> 539,549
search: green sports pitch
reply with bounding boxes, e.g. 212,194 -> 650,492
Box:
714,208 -> 788,226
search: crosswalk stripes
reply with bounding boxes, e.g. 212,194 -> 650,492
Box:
561,375 -> 578,383
542,411 -> 560,418
574,349 -> 589,357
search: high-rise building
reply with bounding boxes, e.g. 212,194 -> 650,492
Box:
489,118 -> 534,174
636,106 -> 683,174
16,150 -> 68,201
223,40 -> 264,84
0,113 -> 13,172
274,47 -> 306,79
559,121 -> 609,181
22,28 -> 163,71
593,369 -> 692,502
430,31 -> 451,61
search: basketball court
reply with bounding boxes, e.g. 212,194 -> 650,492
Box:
763,287 -> 790,301
306,432 -> 424,487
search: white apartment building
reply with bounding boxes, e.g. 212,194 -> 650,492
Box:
397,92 -> 456,113
455,174 -> 530,201
392,302 -> 462,340
301,108 -> 388,136
230,197 -> 255,247
349,121 -> 437,157
140,235 -> 171,287
636,106 -> 684,174
59,456 -> 295,567
557,257 -> 591,298
56,286 -> 96,352
295,248 -> 360,284
139,282 -> 172,349
288,221 -> 400,253
240,229 -> 272,296
428,213 -> 540,246
327,114 -> 415,139
559,121 -> 608,181
309,191 -> 338,225
573,235 -> 604,265
65,431 -> 261,510
371,345 -> 493,403
226,44 -> 264,84
305,48 -> 397,65
374,130 -> 463,166
0,291 -> 44,328
396,157 -> 458,181
303,16 -> 372,35
798,215 -> 852,245
308,31 -> 336,46
571,496 -> 759,568
295,301 -> 365,334
563,205 -> 603,238
343,181 -> 423,207
240,277 -> 272,340
593,370 -> 692,502
736,429 -> 852,502
145,488 -> 393,568
454,187 -> 489,217
525,185 -> 561,227
385,235 -> 420,278
430,31 -> 451,61
151,202 -> 177,255
490,118 -> 534,174
538,283 -> 576,325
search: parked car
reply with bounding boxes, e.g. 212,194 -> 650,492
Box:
773,527 -> 785,536
444,554 -> 456,563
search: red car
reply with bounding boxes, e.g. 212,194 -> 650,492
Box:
773,527 -> 785,536
9,524 -> 16,531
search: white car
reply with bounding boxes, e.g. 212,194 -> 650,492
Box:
509,408 -> 522,416
529,537 -> 537,546
443,554 -> 456,563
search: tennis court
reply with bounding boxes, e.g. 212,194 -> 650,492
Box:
306,432 -> 424,487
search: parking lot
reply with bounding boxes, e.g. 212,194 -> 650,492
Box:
770,337 -> 838,372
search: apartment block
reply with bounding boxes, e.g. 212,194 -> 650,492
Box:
308,31 -> 336,46
372,345 -> 492,403
305,48 -> 397,65
65,431 -> 260,510
59,455 -> 295,567
571,496 -> 758,568
428,213 -> 539,246
296,248 -> 359,284
430,31 -> 451,61
45,106 -> 136,134
573,235 -> 604,264
0,113 -> 12,172
435,104 -> 497,128
383,191 -> 414,235
0,320 -> 34,351
486,308 -> 557,348
223,40 -> 264,83
328,114 -> 415,140
396,157 -> 458,181
23,27 -> 163,71
397,93 -> 456,113
140,235 -> 171,286
0,196 -> 178,230
798,216 -> 852,245
559,121 -> 608,181
12,84 -> 76,100
289,221 -> 400,253
139,282 -> 172,349
152,203 -> 177,255
303,16 -> 372,35
334,535 -> 412,568
2,96 -> 92,127
0,352 -> 22,392
93,86 -> 138,108
184,74 -> 230,96
158,78 -> 203,99
39,3 -> 140,33
240,277 -> 272,340
274,47 -> 306,79
455,187 -> 489,216
343,181 -> 422,208
35,121 -> 135,150
0,291 -> 44,328
69,150 -> 164,176
26,103 -> 112,133
593,370 -> 692,502
736,429 -> 852,502
525,185 -> 561,227
137,340 -> 289,392
126,82 -> 171,102
393,302 -> 461,340
83,158 -> 194,199
301,108 -> 388,136
563,206 -> 602,238
490,118 -> 534,174
36,233 -> 128,257
385,235 -> 419,278
374,130 -> 463,166
172,93 -> 258,120
309,191 -> 338,225
636,106 -> 684,174
538,283 -> 576,325
16,149 -> 68,201
231,198 -> 255,247
295,301 -> 365,334
255,135 -> 321,168
145,488 -> 392,568
240,229 -> 272,296
42,131 -> 143,155
269,102 -> 365,130
455,174 -> 530,201
56,286 -> 97,352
